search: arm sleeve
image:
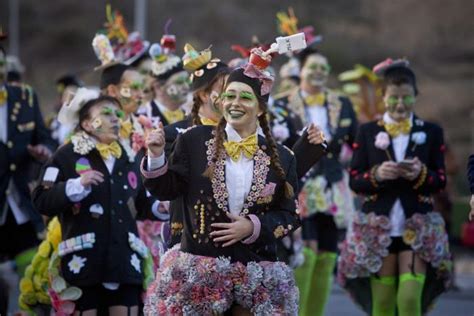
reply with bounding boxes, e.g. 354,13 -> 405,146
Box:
292,129 -> 327,179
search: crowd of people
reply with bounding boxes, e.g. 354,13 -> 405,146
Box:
0,6 -> 465,316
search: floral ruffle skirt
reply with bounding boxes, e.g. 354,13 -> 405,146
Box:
144,246 -> 299,316
337,211 -> 452,314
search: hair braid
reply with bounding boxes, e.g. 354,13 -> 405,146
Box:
202,117 -> 227,179
191,94 -> 203,126
258,112 -> 294,198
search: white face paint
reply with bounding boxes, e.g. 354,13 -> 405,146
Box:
301,54 -> 330,88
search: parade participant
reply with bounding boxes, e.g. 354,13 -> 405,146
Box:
33,89 -> 156,316
145,33 -> 189,126
142,48 -> 300,315
274,45 -> 358,316
338,58 -> 452,316
468,154 -> 474,221
0,37 -> 56,316
49,74 -> 83,144
160,43 -> 231,246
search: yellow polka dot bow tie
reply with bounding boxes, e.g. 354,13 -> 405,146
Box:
384,119 -> 411,137
163,109 -> 185,124
304,93 -> 325,107
96,141 -> 122,160
119,120 -> 133,139
223,134 -> 258,162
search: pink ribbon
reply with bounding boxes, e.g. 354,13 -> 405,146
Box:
243,63 -> 274,96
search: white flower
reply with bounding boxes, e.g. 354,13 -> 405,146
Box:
272,122 -> 290,142
411,132 -> 426,145
374,132 -> 390,150
68,255 -> 87,274
71,131 -> 95,155
130,254 -> 141,273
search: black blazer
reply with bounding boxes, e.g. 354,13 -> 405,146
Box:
349,116 -> 446,218
0,84 -> 56,230
468,154 -> 474,194
163,117 -> 193,246
143,125 -> 300,263
149,100 -> 185,127
275,89 -> 358,183
33,142 -> 155,286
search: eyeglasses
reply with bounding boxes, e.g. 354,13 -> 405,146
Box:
386,95 -> 415,106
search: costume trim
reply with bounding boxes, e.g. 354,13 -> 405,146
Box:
140,157 -> 169,179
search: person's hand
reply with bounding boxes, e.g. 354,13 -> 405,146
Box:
210,213 -> 254,247
80,170 -> 104,187
375,161 -> 400,181
307,123 -> 325,145
469,195 -> 474,221
398,157 -> 422,181
27,144 -> 52,162
146,122 -> 165,158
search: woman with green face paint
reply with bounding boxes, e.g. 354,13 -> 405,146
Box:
33,89 -> 161,316
142,49 -> 300,315
338,59 -> 452,316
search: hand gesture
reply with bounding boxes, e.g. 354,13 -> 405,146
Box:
146,122 -> 165,158
27,144 -> 52,162
469,195 -> 474,221
375,161 -> 400,181
398,157 -> 422,181
210,213 -> 254,247
307,123 -> 325,145
80,170 -> 104,187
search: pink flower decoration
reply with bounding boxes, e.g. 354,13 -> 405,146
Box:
374,132 -> 390,150
242,63 -> 274,96
128,171 -> 138,189
373,58 -> 393,74
132,132 -> 145,152
261,182 -> 277,197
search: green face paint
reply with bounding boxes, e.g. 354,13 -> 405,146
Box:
239,91 -> 256,101
386,95 -> 415,107
129,81 -> 144,91
221,92 -> 236,101
308,62 -> 331,73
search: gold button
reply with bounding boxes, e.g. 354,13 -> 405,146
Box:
15,102 -> 21,109
13,108 -> 19,114
10,164 -> 16,171
7,141 -> 13,148
327,153 -> 334,159
10,115 -> 16,121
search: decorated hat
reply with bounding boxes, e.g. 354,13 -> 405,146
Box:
149,41 -> 183,81
339,64 -> 378,83
58,87 -> 100,126
372,58 -> 413,77
182,44 -> 229,91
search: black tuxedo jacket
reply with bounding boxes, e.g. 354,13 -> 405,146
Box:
33,142 -> 154,286
350,116 -> 446,218
0,84 -> 56,229
143,125 -> 300,263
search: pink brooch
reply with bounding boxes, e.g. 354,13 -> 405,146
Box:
375,131 -> 393,160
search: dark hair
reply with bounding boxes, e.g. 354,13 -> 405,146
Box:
191,68 -> 231,126
0,46 -> 5,58
383,67 -> 418,96
297,47 -> 321,68
78,95 -> 121,130
100,64 -> 130,90
203,98 -> 294,198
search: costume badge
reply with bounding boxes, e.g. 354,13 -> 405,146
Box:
68,255 -> 87,274
42,167 -> 59,187
75,157 -> 92,175
91,118 -> 103,129
339,118 -> 352,127
128,171 -> 138,189
89,203 -> 104,218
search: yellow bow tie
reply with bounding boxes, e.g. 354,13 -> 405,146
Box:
96,141 -> 122,160
384,119 -> 411,137
223,134 -> 258,162
200,117 -> 218,126
0,89 -> 7,106
304,93 -> 325,107
119,120 -> 133,139
163,109 -> 185,124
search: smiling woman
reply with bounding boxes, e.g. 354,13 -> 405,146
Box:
142,48 -> 301,315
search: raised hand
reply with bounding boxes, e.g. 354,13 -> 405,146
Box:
80,170 -> 105,187
146,121 -> 165,158
307,123 -> 325,145
27,144 -> 52,162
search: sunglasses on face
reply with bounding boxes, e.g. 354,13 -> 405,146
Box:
101,107 -> 124,119
386,95 -> 415,107
307,63 -> 331,72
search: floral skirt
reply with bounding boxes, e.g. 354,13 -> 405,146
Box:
137,220 -> 169,272
337,211 -> 452,314
144,246 -> 299,316
298,172 -> 354,229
